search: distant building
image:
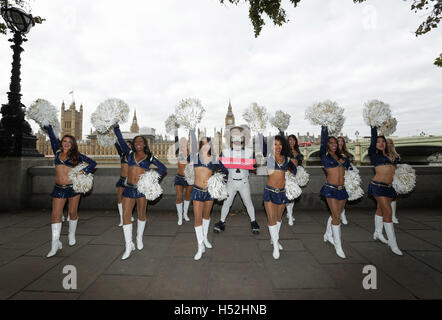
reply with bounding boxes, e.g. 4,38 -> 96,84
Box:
61,101 -> 83,141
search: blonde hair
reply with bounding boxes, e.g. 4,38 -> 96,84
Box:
387,138 -> 400,159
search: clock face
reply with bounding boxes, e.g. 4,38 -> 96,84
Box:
228,119 -> 232,124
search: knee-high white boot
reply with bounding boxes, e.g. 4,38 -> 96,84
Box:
268,225 -> 280,259
331,224 -> 346,259
68,219 -> 78,246
202,219 -> 212,248
270,221 -> 283,250
286,202 -> 294,226
341,209 -> 348,225
121,224 -> 135,260
384,222 -> 403,256
47,223 -> 62,258
117,203 -> 123,227
323,216 -> 335,245
136,219 -> 146,250
176,203 -> 183,226
183,200 -> 191,221
194,226 -> 205,261
391,201 -> 399,224
373,215 -> 388,244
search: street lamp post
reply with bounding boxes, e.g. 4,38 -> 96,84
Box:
0,4 -> 44,156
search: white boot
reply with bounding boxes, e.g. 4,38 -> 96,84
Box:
287,202 -> 294,226
61,215 -> 65,222
323,216 -> 335,245
131,215 -> 135,222
391,201 -> 399,224
67,215 -> 70,222
68,218 -> 78,246
331,224 -> 346,259
176,203 -> 183,226
269,222 -> 283,250
136,219 -> 146,250
194,226 -> 205,261
46,223 -> 62,258
373,215 -> 389,244
384,222 -> 403,256
202,218 -> 212,248
183,200 -> 191,221
268,225 -> 280,259
121,224 -> 135,260
117,203 -> 123,227
341,209 -> 348,225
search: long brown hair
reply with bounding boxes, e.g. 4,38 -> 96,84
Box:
61,134 -> 80,166
337,137 -> 353,160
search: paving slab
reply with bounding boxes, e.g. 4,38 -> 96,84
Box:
10,291 -> 80,300
0,215 -> 31,229
257,239 -> 305,252
211,236 -> 262,262
24,244 -> 122,293
208,262 -> 274,300
0,248 -> 30,266
79,275 -> 152,300
0,256 -> 63,299
25,235 -> 95,257
75,217 -> 116,236
407,251 -> 442,273
273,288 -> 348,300
261,251 -> 336,289
0,227 -> 34,245
2,228 -> 53,250
350,242 -> 442,299
296,234 -> 369,264
405,230 -> 442,249
322,264 -> 416,300
147,256 -> 210,299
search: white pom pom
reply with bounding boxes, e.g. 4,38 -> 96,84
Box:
165,114 -> 179,134
393,164 -> 416,195
91,98 -> 130,133
184,163 -> 195,185
379,116 -> 397,136
27,99 -> 61,133
294,166 -> 310,187
69,164 -> 94,194
175,98 -> 205,130
137,170 -> 163,201
363,100 -> 392,128
304,100 -> 345,135
344,167 -> 364,201
207,172 -> 228,200
270,110 -> 290,132
285,172 -> 302,200
242,103 -> 269,133
97,130 -> 117,147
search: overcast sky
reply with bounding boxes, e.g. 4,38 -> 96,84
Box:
1,0 -> 441,140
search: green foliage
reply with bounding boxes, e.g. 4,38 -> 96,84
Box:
435,53 -> 442,67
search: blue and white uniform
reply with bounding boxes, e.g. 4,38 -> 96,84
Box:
319,126 -> 350,200
114,126 -> 167,199
115,142 -> 128,188
44,125 -> 97,198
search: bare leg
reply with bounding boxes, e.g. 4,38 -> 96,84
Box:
51,198 -> 67,224
122,197 -> 136,225
193,200 -> 204,227
175,185 -> 184,204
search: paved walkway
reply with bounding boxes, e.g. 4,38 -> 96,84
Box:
1,207 -> 442,300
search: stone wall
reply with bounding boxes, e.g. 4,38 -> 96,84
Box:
19,165 -> 442,212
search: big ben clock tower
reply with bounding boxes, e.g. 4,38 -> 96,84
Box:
225,99 -> 235,127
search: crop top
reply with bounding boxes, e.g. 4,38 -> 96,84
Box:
114,126 -> 167,176
368,126 -> 399,167
115,143 -> 128,165
320,126 -> 351,170
44,125 -> 97,174
188,129 -> 228,176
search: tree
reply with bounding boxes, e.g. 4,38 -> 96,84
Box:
0,0 -> 29,35
219,0 -> 441,67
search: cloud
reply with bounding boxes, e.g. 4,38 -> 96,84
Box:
0,0 -> 440,140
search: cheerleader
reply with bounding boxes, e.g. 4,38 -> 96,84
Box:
286,134 -> 304,226
189,128 -> 228,261
115,141 -> 134,226
368,127 -> 402,255
44,125 -> 97,258
174,131 -> 192,225
337,136 -> 353,225
114,125 -> 167,260
214,125 -> 260,234
387,138 -> 400,224
260,134 -> 298,259
320,126 -> 350,259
